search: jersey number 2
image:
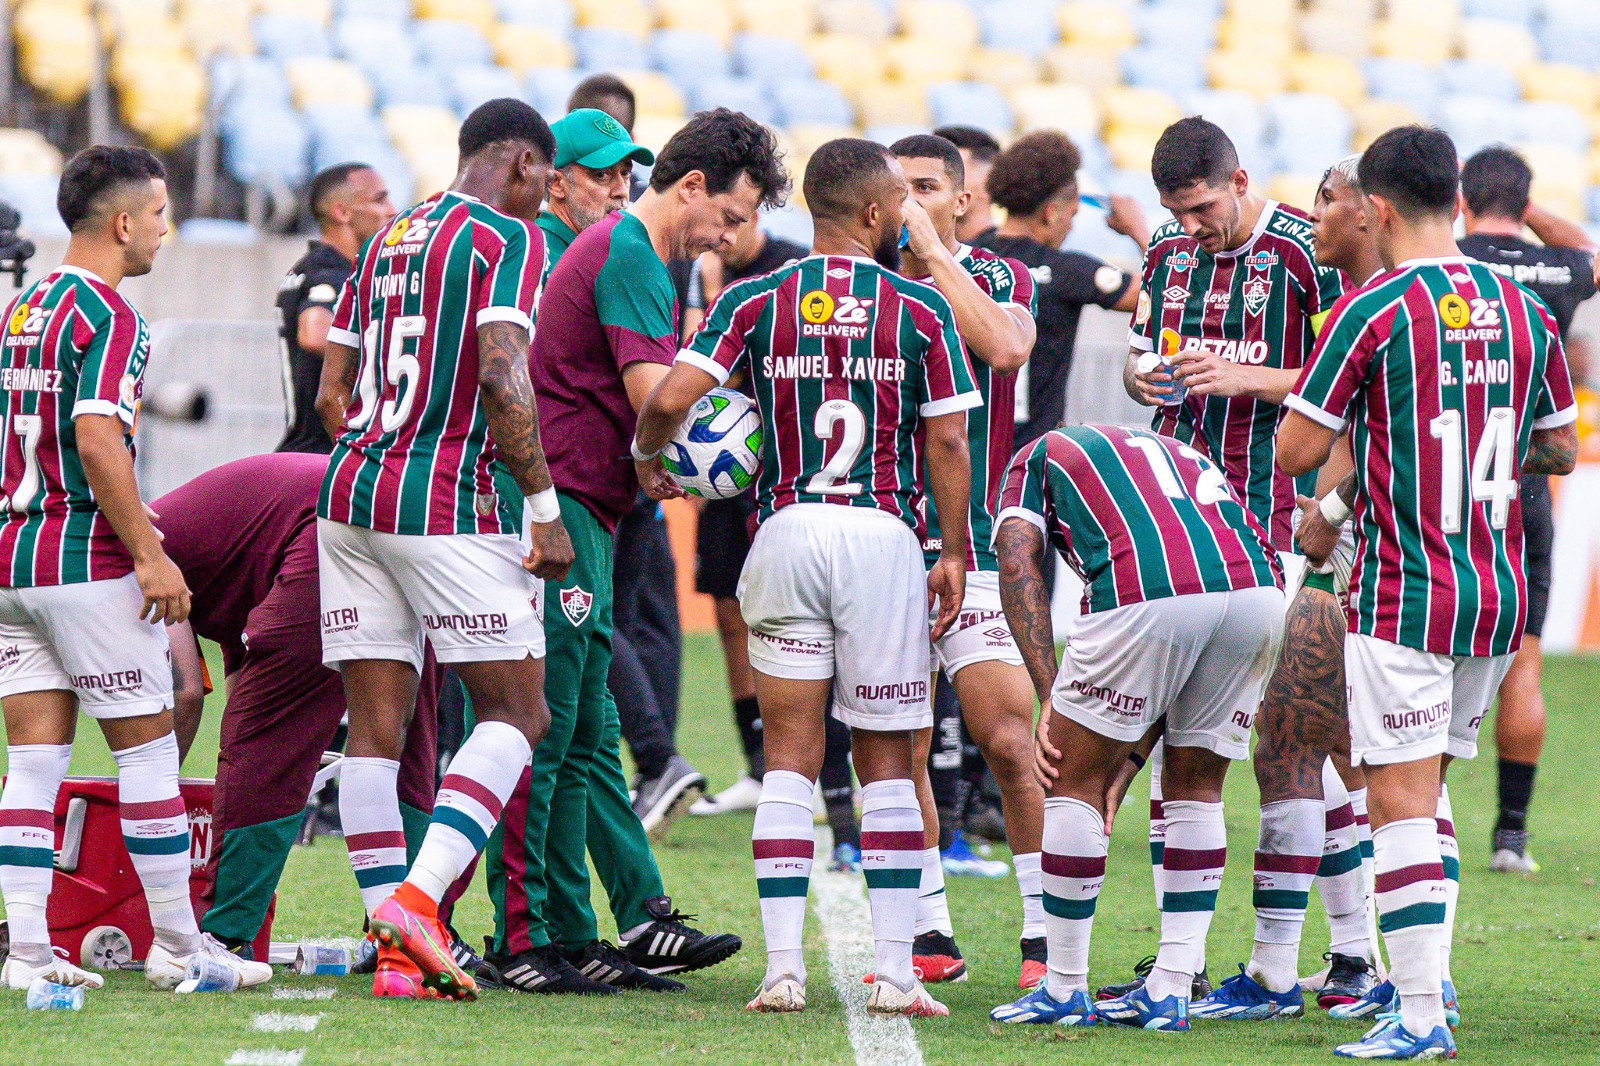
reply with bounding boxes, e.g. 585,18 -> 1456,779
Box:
806,398 -> 865,496
1429,407 -> 1517,532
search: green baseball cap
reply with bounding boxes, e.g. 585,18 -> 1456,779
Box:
551,108 -> 655,169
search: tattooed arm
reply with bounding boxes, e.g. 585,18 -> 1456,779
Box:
315,339 -> 358,444
478,320 -> 574,581
996,517 -> 1057,706
1523,424 -> 1578,476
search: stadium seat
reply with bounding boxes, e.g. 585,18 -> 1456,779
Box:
336,0 -> 411,19
385,106 -> 461,197
1009,82 -> 1098,140
1349,98 -> 1422,150
1266,94 -> 1353,175
573,0 -> 651,35
1216,19 -> 1295,58
1265,172 -> 1322,211
285,57 -> 376,111
1440,60 -> 1522,105
1098,85 -> 1180,131
0,129 -> 63,178
1462,0 -> 1532,19
968,49 -> 1042,92
524,66 -> 585,113
1387,0 -> 1460,20
1208,50 -> 1289,99
493,25 -> 576,75
784,120 -> 854,157
1362,57 -> 1439,117
1458,17 -> 1539,67
1517,101 -> 1591,153
1183,89 -> 1266,154
303,102 -> 388,146
925,81 -> 1012,133
575,27 -> 649,70
1299,9 -> 1370,59
631,113 -> 686,154
883,38 -> 969,84
212,54 -> 294,111
615,69 -> 688,118
1538,21 -> 1600,67
863,122 -> 926,147
898,0 -> 980,50
1058,2 -> 1137,49
444,65 -> 524,116
1120,47 -> 1205,95
1040,45 -> 1120,91
770,79 -> 854,128
733,34 -> 815,86
13,2 -> 96,105
1104,123 -> 1165,171
334,16 -> 420,71
221,104 -> 313,187
367,63 -> 450,108
256,0 -> 334,21
978,0 -> 1057,58
1370,18 -> 1454,64
1437,94 -> 1522,155
1520,64 -> 1598,114
1287,53 -> 1365,109
1137,3 -> 1217,49
1520,143 -> 1588,219
817,0 -> 893,42
1226,0 -> 1296,25
414,19 -> 493,67
734,0 -> 816,38
253,13 -> 333,60
688,76 -> 772,123
653,29 -> 732,83
497,0 -> 574,30
806,34 -> 889,87
416,0 -> 497,33
852,80 -> 931,128
115,47 -> 207,151
178,0 -> 255,55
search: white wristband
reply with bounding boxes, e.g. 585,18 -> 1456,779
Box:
526,486 -> 560,524
630,438 -> 660,463
1319,491 -> 1352,527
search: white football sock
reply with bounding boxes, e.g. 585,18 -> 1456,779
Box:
1013,851 -> 1046,941
1373,818 -> 1446,1038
1249,798 -> 1322,991
914,846 -> 953,937
1040,797 -> 1104,999
1154,799 -> 1226,998
113,734 -> 199,955
408,720 -> 530,902
340,756 -> 404,916
1317,760 -> 1368,959
1436,785 -> 1459,986
860,779 -> 922,988
753,770 -> 814,985
0,744 -> 70,961
1147,746 -> 1166,912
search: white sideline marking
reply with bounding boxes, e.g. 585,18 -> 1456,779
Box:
272,988 -> 336,1000
224,1051 -> 305,1066
810,831 -> 924,1066
251,1013 -> 323,1033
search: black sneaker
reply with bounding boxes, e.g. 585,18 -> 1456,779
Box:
1094,954 -> 1211,1001
962,794 -> 1006,843
631,755 -> 707,841
910,930 -> 966,983
486,943 -> 621,995
1315,952 -> 1376,1009
562,940 -> 686,992
619,895 -> 742,975
1019,936 -> 1047,989
446,927 -> 501,988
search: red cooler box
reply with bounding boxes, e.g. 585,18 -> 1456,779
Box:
7,776 -> 274,968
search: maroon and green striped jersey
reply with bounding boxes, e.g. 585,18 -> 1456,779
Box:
1288,257 -> 1576,657
995,425 -> 1282,614
911,245 -> 1037,571
0,267 -> 148,588
1131,202 -> 1345,550
678,254 -> 981,530
320,190 -> 544,535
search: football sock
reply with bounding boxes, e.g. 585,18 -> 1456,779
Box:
1495,758 -> 1536,834
340,756 -> 405,916
860,778 -> 922,988
1040,797 -> 1104,999
1148,747 -> 1166,912
1154,799 -> 1226,997
114,734 -> 200,955
1373,817 -> 1446,1038
733,695 -> 763,777
1436,786 -> 1459,986
753,770 -> 814,985
407,720 -> 530,903
0,744 -> 71,963
1349,785 -> 1374,882
1250,799 -> 1322,992
1013,851 -> 1046,941
1317,761 -> 1368,959
914,846 -> 954,936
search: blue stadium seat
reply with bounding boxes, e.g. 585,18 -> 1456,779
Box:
302,102 -> 388,145
524,67 -> 585,115
925,81 -> 1012,133
497,0 -> 575,31
978,0 -> 1057,58
212,54 -> 293,110
770,78 -> 852,127
1121,46 -> 1204,94
1517,101 -> 1590,151
415,19 -> 493,68
367,63 -> 450,108
1538,21 -> 1600,66
335,0 -> 411,20
1182,89 -> 1265,155
574,27 -> 649,71
253,14 -> 332,61
1363,58 -> 1440,117
1463,0 -> 1532,20
864,122 -> 925,147
221,104 -> 312,186
653,29 -> 731,82
445,64 -> 524,116
1138,3 -> 1217,50
733,34 -> 814,86
1440,60 -> 1521,104
335,17 -> 420,72
689,76 -> 775,124
1266,93 -> 1352,157
1437,95 -> 1522,156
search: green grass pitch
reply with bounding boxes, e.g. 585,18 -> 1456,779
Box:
2,634 -> 1598,1064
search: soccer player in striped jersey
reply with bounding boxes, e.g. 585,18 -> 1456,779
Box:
889,133 -> 1048,989
633,138 -> 982,1019
987,426 -> 1284,1031
0,147 -> 267,993
313,100 -> 573,1000
1278,126 -> 1578,1060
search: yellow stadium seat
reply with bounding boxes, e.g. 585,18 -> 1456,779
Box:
817,0 -> 892,42
254,0 -> 332,24
494,24 -> 575,75
574,0 -> 651,36
118,52 -> 205,150
1058,2 -> 1135,48
14,3 -> 96,105
785,121 -> 854,157
1226,0 -> 1296,25
1009,82 -> 1098,141
851,79 -> 931,127
1386,0 -> 1459,23
114,16 -> 188,53
1305,0 -> 1375,22
806,33 -> 889,86
179,0 -> 254,55
1216,21 -> 1294,58
1521,144 -> 1585,219
1520,63 -> 1599,113
1041,45 -> 1121,92
1458,18 -> 1538,68
883,36 -> 969,84
612,69 -> 685,118
285,57 -> 376,109
97,0 -> 173,43
1300,10 -> 1371,59
1208,50 -> 1289,98
416,0 -> 496,33
1288,52 -> 1365,108
968,49 -> 1041,92
898,0 -> 979,49
0,130 -> 63,177
1350,98 -> 1422,149
1370,18 -> 1454,63
631,114 -> 686,155
1098,86 -> 1181,132
1104,123 -> 1164,171
1265,172 -> 1322,211
384,103 -> 459,196
735,0 -> 816,38
657,0 -> 735,42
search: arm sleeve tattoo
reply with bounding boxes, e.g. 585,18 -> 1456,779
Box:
478,320 -> 555,496
996,518 -> 1057,703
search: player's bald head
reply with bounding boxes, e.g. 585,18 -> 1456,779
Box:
804,139 -> 898,223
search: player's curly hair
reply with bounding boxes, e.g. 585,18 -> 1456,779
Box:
57,145 -> 165,232
985,130 -> 1081,217
650,108 -> 790,209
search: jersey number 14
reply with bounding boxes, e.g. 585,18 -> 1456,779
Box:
1429,407 -> 1517,533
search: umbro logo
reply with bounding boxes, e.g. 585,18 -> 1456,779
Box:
1162,285 -> 1188,306
827,267 -> 851,279
982,626 -> 1009,641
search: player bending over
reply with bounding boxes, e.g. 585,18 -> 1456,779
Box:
0,147 -> 268,992
988,426 -> 1284,1030
633,138 -> 981,1018
1278,125 -> 1576,1060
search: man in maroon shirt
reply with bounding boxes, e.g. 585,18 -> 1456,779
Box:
154,453 -> 440,958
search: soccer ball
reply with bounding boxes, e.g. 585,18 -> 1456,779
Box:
662,387 -> 762,499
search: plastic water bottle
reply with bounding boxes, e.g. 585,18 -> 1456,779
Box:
294,944 -> 352,976
1135,351 -> 1188,407
26,977 -> 85,1011
174,955 -> 240,994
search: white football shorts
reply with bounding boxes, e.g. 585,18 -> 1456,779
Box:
929,570 -> 1023,678
0,573 -> 173,718
317,519 -> 545,670
739,503 -> 932,731
1051,585 -> 1286,759
1344,633 -> 1513,766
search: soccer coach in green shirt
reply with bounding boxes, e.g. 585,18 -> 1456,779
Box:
536,108 -> 650,265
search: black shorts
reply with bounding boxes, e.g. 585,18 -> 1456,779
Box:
695,494 -> 756,600
1521,473 -> 1552,639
